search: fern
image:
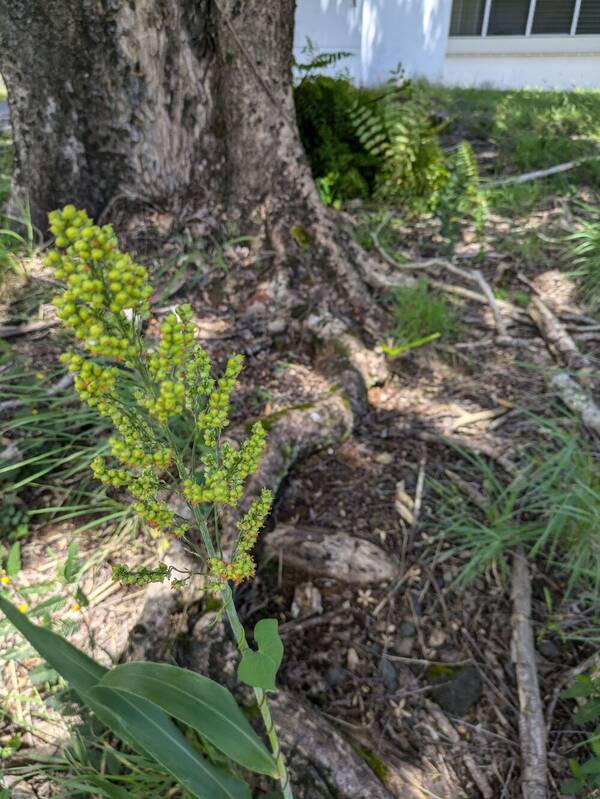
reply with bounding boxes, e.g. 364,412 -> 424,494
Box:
437,141 -> 487,239
349,88 -> 448,212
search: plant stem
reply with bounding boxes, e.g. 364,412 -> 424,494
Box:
189,505 -> 294,798
221,585 -> 294,799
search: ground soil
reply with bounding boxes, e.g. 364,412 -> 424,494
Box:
1,193 -> 599,798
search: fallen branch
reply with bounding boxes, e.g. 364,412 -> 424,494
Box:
529,296 -> 591,370
365,238 -> 526,333
511,548 -> 547,799
0,319 -> 59,338
484,154 -> 600,188
549,372 -> 600,435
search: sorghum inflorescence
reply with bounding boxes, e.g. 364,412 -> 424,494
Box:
48,206 -> 271,586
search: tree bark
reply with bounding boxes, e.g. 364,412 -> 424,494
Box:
0,0 -> 316,233
1,0 -> 382,323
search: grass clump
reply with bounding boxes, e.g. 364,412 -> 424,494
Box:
386,280 -> 458,354
433,415 -> 600,597
568,205 -> 600,307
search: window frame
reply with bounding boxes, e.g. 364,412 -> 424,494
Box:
450,0 -> 586,37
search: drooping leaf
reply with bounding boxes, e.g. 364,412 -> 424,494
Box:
0,594 -> 106,691
0,596 -> 251,799
237,619 -> 283,691
6,541 -> 22,577
89,686 -> 251,799
100,662 -> 278,777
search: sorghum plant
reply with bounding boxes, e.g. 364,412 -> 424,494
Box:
1,205 -> 293,799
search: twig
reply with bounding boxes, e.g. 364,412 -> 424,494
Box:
412,455 -> 426,526
0,319 -> 59,338
472,268 -> 508,337
511,548 -> 547,799
450,406 -> 508,432
484,154 -> 600,188
424,698 -> 493,799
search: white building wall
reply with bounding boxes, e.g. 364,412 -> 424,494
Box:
444,36 -> 600,90
294,0 -> 453,85
294,1 -> 600,90
444,54 -> 600,89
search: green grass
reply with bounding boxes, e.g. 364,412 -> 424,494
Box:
420,83 -> 600,213
0,344 -> 133,544
2,718 -> 185,798
432,414 -> 600,598
568,205 -> 600,307
390,279 -> 458,348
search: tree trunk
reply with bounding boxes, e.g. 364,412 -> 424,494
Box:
0,0 -> 317,233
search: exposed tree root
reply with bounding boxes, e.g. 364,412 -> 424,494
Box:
264,525 -> 399,585
511,548 -> 547,799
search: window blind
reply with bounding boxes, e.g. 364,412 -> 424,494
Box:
487,0 -> 531,35
450,0 -> 486,35
577,0 -> 600,33
532,0 -> 576,33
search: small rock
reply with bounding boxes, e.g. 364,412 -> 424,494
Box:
267,317 -> 287,335
398,621 -> 416,637
396,636 -> 415,656
378,658 -> 399,692
347,647 -> 360,671
428,626 -> 447,648
538,639 -> 560,659
325,665 -> 348,688
426,664 -> 482,716
291,582 -> 323,619
375,452 -> 393,465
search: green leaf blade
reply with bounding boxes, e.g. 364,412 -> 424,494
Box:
6,542 -> 22,577
99,662 -> 278,777
0,595 -> 106,692
89,686 -> 251,799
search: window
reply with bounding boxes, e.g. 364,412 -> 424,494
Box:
577,0 -> 600,33
488,0 -> 530,35
532,0 -> 576,33
450,0 -> 486,35
449,0 -> 600,36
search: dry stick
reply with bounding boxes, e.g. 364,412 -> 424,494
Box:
0,319 -> 59,338
511,548 -> 547,799
368,230 -> 522,335
528,296 -> 591,370
484,154 -> 600,188
423,698 -> 493,799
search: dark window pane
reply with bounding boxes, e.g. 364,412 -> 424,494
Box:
450,0 -> 486,35
488,0 -> 530,34
577,0 -> 600,33
532,0 -> 575,33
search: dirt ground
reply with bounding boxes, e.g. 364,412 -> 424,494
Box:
1,194 -> 599,798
